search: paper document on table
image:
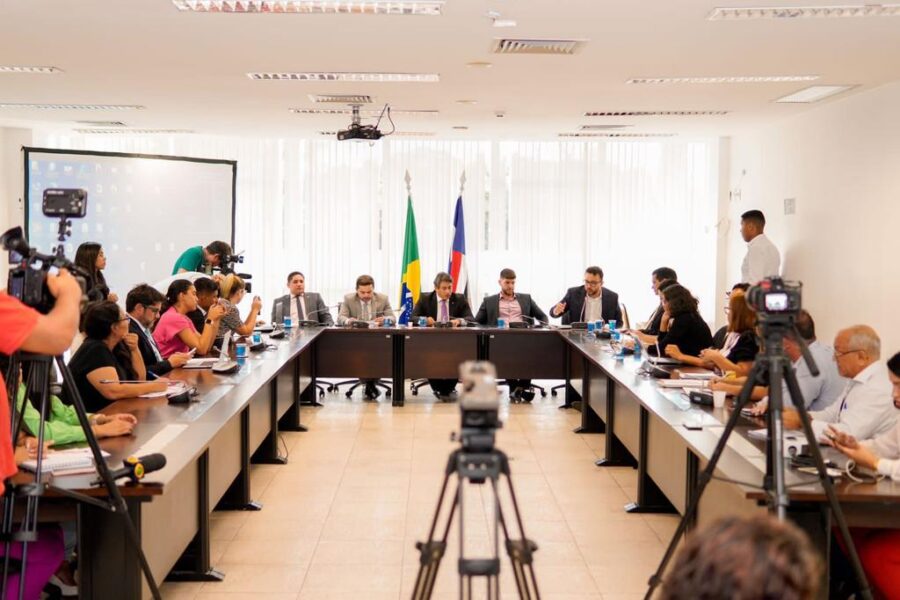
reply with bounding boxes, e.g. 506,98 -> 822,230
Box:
20,447 -> 111,473
183,358 -> 218,369
656,379 -> 707,389
679,372 -> 717,380
134,424 -> 189,456
139,382 -> 190,398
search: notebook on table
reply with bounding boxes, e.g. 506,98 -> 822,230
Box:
19,447 -> 111,474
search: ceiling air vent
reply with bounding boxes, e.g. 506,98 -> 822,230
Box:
492,38 -> 586,55
75,120 -> 128,127
579,124 -> 631,131
309,94 -> 373,104
559,132 -> 676,138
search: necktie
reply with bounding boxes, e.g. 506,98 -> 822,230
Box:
440,299 -> 449,323
362,301 -> 370,321
296,295 -> 306,320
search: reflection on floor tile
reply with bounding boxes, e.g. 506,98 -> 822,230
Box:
166,382 -> 669,599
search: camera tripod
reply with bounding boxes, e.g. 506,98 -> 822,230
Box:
2,352 -> 162,599
412,447 -> 540,600
644,317 -> 872,599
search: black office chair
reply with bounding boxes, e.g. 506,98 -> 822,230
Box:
499,380 -> 547,400
329,378 -> 392,399
409,378 -> 430,395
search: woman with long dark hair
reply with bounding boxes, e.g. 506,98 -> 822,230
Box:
74,242 -> 117,303
67,301 -> 165,412
153,280 -> 225,357
634,284 -> 713,357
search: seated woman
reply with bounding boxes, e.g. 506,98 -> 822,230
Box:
153,279 -> 225,358
74,242 -> 117,303
830,351 -> 900,599
667,292 -> 759,376
0,354 -> 137,443
216,274 -> 263,340
68,301 -> 166,412
634,284 -> 712,357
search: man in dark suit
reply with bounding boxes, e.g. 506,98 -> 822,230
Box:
271,271 -> 334,326
549,266 -> 623,325
126,284 -> 190,377
476,268 -> 549,401
413,272 -> 474,400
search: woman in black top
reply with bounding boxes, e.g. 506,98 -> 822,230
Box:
67,301 -> 165,412
636,284 -> 712,357
668,291 -> 759,375
74,242 -> 117,303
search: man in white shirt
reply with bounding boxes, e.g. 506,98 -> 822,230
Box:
782,310 -> 847,412
740,210 -> 781,284
783,325 -> 896,443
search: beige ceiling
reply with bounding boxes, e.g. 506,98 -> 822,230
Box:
1,0 -> 898,139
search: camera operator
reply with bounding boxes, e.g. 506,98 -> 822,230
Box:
0,269 -> 82,490
171,240 -> 232,276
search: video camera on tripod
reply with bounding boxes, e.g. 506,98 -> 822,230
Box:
216,251 -> 253,293
1,189 -> 91,313
746,276 -> 802,323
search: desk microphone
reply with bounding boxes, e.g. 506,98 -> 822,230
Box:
98,453 -> 167,485
300,304 -> 339,326
522,315 -> 555,329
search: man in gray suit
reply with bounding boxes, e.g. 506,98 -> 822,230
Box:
475,268 -> 548,401
338,274 -> 395,400
271,271 -> 334,326
338,274 -> 395,326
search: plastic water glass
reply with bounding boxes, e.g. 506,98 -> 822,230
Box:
383,317 -> 394,328
235,343 -> 248,359
608,320 -> 617,331
283,316 -> 293,329
713,390 -> 727,409
497,318 -> 507,329
587,322 -> 596,333
418,316 -> 428,328
251,332 -> 262,345
595,320 -> 603,331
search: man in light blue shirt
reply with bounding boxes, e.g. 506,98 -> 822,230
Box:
782,310 -> 847,412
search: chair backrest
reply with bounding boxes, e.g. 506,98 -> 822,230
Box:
620,303 -> 631,330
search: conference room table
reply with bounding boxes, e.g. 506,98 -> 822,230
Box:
16,324 -> 899,598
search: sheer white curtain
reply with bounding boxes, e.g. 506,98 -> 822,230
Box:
35,131 -> 718,323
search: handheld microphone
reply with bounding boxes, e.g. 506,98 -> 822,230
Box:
101,453 -> 167,484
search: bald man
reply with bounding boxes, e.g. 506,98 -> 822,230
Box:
783,325 -> 896,442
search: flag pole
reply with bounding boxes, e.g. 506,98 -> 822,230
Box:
458,170 -> 466,197
405,169 -> 412,196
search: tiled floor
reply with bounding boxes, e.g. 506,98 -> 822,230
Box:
161,385 -> 679,600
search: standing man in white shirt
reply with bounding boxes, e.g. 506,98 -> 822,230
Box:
740,210 -> 781,284
783,325 -> 896,442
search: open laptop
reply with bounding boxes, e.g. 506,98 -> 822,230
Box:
646,342 -> 683,365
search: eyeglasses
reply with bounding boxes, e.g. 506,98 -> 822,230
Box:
583,279 -> 602,286
833,348 -> 863,359
146,306 -> 161,315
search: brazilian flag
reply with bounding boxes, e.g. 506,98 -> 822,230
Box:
398,195 -> 421,325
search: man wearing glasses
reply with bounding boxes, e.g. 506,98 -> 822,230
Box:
126,284 -> 191,376
783,325 -> 896,442
549,266 -> 623,325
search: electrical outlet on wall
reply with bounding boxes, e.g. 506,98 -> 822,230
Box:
784,197 -> 796,215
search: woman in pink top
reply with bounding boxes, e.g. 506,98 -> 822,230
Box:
153,280 -> 225,358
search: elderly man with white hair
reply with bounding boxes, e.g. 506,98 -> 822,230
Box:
783,324 -> 896,443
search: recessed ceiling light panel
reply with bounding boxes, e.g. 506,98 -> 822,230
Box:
172,0 -> 444,15
709,4 -> 900,20
308,94 -> 373,104
579,124 -> 632,131
775,85 -> 855,103
584,110 -> 729,116
0,66 -> 63,74
74,128 -> 193,134
559,132 -> 676,138
292,107 -> 438,116
248,72 -> 439,82
627,75 -> 819,84
0,103 -> 145,110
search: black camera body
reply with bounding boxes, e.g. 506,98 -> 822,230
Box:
217,253 -> 252,293
2,189 -> 90,314
747,277 -> 802,319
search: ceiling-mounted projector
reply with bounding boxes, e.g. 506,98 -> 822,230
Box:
337,104 -> 393,141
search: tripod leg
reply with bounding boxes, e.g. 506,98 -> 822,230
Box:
54,356 -> 163,600
643,359 -> 766,599
783,366 -> 873,600
412,453 -> 461,600
495,469 -> 540,600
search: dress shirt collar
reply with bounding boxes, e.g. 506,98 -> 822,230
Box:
127,314 -> 150,336
500,292 -> 517,301
852,360 -> 883,386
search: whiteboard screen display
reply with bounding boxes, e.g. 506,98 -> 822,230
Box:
24,148 -> 235,297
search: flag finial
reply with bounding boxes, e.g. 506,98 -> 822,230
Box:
459,171 -> 467,196
405,170 -> 412,194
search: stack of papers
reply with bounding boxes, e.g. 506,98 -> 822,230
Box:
656,379 -> 708,389
20,447 -> 111,474
183,358 -> 219,369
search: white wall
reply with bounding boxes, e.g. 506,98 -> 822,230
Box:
725,82 -> 900,355
0,127 -> 32,285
